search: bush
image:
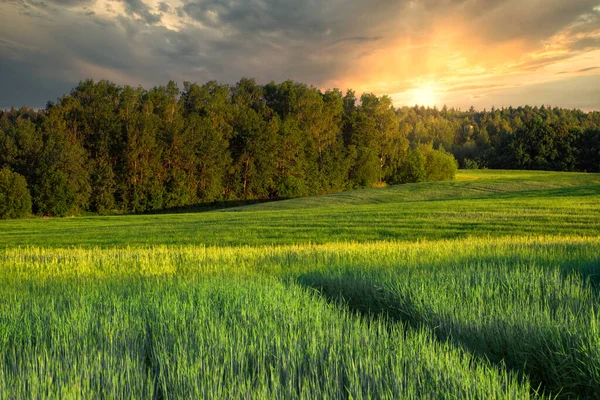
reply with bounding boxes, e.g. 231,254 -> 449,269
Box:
392,149 -> 426,184
463,158 -> 479,170
421,146 -> 458,182
0,167 -> 32,219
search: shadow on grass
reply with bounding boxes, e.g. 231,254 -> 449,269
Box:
566,260 -> 600,290
72,198 -> 285,218
127,198 -> 283,216
82,177 -> 600,218
296,271 -> 599,399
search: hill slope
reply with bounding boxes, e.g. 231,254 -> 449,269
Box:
1,170 -> 599,248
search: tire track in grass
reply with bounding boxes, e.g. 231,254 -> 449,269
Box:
142,276 -> 532,399
296,267 -> 600,399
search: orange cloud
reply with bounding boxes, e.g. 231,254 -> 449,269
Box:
326,5 -> 600,109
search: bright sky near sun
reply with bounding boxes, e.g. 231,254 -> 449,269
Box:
0,0 -> 599,110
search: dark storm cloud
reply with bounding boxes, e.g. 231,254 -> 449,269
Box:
0,56 -> 75,109
158,1 -> 170,13
179,0 -> 415,43
0,0 -> 599,109
165,0 -> 413,87
472,1 -> 599,42
121,0 -> 162,24
49,15 -> 140,70
45,0 -> 94,5
0,8 -> 170,107
5,0 -> 94,11
181,0 -> 330,34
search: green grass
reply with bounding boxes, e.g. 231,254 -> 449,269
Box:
1,170 -> 599,398
0,269 -> 533,399
1,170 -> 599,248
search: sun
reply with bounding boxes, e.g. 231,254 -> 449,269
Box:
411,87 -> 438,107
391,86 -> 440,108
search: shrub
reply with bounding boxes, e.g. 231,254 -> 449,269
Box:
463,158 -> 479,170
392,149 -> 426,184
0,167 -> 32,219
422,146 -> 458,182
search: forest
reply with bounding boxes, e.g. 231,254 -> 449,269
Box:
1,78 -> 599,218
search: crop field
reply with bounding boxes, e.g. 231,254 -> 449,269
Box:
1,170 -> 599,398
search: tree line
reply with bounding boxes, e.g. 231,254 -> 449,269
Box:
0,78 -> 598,218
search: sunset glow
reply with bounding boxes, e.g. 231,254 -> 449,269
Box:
0,0 -> 599,110
413,88 -> 437,108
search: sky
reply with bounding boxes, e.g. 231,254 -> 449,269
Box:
1,0 -> 599,111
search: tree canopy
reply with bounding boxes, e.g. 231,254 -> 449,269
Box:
0,79 -> 598,218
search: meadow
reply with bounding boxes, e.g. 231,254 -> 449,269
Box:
0,170 -> 599,398
1,170 -> 599,248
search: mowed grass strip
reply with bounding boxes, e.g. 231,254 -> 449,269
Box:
1,170 -> 599,248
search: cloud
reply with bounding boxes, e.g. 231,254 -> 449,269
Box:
569,37 -> 600,51
578,66 -> 600,72
466,74 -> 600,111
557,66 -> 600,75
120,0 -> 162,24
180,0 -> 327,35
444,84 -> 507,93
157,1 -> 170,13
332,36 -> 383,45
0,0 -> 599,110
0,56 -> 75,109
473,1 -> 600,44
45,0 -> 94,5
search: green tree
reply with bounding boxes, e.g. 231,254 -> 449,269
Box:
150,82 -> 196,208
0,167 -> 32,219
42,101 -> 92,213
420,145 -> 459,182
91,155 -> 117,213
578,128 -> 600,172
228,79 -> 281,199
0,115 -> 43,186
69,80 -> 122,211
359,94 -> 406,183
346,110 -> 381,188
391,149 -> 426,184
182,81 -> 234,202
317,90 -> 349,193
275,117 -> 310,198
120,87 -> 165,212
33,168 -> 75,217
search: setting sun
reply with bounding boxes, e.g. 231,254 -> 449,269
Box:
411,87 -> 438,107
392,85 -> 440,108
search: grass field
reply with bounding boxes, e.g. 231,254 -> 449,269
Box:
1,170 -> 599,247
1,170 -> 599,398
